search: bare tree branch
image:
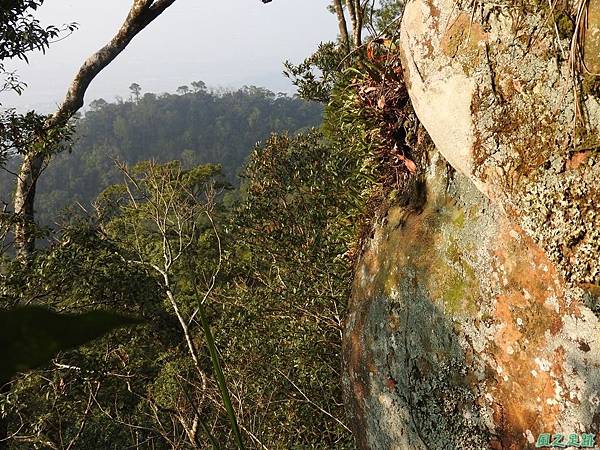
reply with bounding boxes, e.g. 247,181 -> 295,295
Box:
65,382 -> 100,450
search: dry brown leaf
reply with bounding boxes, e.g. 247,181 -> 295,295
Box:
403,158 -> 417,174
566,151 -> 591,170
367,43 -> 375,61
397,154 -> 417,173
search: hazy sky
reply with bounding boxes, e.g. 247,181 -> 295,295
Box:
2,0 -> 337,112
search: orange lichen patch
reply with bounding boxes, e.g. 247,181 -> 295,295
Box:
385,376 -> 398,392
552,346 -> 567,378
424,38 -> 435,58
343,292 -> 376,448
348,332 -> 364,379
441,12 -> 488,63
426,0 -> 440,19
346,275 -> 375,400
491,297 -> 558,433
345,296 -> 382,384
425,0 -> 441,31
487,223 -> 578,443
494,294 -> 524,347
566,150 -> 592,170
495,226 -> 566,309
352,375 -> 367,402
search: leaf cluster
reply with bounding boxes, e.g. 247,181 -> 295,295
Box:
284,41 -> 349,103
323,36 -> 432,225
0,0 -> 76,61
0,0 -> 77,104
0,109 -> 74,160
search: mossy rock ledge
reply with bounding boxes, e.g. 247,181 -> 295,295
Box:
343,0 -> 600,448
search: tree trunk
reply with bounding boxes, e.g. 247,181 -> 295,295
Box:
332,0 -> 351,53
345,0 -> 359,48
12,0 -> 178,261
351,1 -> 362,48
13,152 -> 44,261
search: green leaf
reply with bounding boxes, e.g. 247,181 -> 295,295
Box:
0,306 -> 142,383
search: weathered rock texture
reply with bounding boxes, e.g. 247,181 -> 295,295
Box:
399,0 -> 600,286
344,0 -> 600,448
345,151 -> 600,449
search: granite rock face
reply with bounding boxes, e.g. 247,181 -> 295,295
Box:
343,0 -> 600,448
344,152 -> 600,449
399,0 -> 600,286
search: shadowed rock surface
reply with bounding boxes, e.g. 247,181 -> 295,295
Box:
345,149 -> 600,449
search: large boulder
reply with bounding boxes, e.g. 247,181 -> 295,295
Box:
343,0 -> 600,448
345,150 -> 600,449
399,0 -> 600,286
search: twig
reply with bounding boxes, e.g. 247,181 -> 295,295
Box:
274,368 -> 351,433
65,381 -> 100,450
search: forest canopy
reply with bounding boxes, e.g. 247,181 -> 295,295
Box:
0,85 -> 323,228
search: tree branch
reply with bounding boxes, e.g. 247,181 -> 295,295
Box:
13,0 -> 178,261
52,0 -> 176,126
332,0 -> 351,53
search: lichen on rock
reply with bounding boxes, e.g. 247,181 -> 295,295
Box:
398,0 -> 600,287
344,0 -> 600,447
344,150 -> 600,449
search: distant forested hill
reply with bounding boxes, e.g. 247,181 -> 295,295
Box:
0,85 -> 322,225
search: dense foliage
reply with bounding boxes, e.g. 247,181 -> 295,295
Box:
212,130 -> 365,447
0,126 -> 371,448
0,0 -> 72,62
0,40 -> 418,450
